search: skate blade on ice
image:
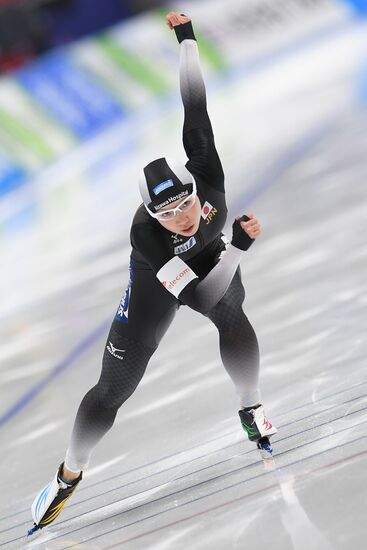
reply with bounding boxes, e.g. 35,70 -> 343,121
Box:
27,524 -> 41,537
257,436 -> 276,469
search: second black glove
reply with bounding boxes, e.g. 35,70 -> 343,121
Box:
231,215 -> 255,251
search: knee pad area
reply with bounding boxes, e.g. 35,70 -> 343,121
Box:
208,269 -> 246,331
96,334 -> 155,410
211,303 -> 249,333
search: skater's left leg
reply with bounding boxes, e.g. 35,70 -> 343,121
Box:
205,267 -> 260,407
205,268 -> 276,446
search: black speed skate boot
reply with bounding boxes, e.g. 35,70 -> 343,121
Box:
238,404 -> 277,459
28,463 -> 82,536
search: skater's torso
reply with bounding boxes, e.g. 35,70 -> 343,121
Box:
130,172 -> 227,275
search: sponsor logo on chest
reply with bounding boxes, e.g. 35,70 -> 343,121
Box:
171,233 -> 183,245
201,201 -> 218,225
174,236 -> 196,255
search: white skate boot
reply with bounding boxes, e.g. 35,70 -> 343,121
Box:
28,463 -> 82,536
238,404 -> 277,459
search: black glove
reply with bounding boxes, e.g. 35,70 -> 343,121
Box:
231,215 -> 255,251
174,20 -> 196,43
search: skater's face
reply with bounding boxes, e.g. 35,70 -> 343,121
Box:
157,194 -> 202,236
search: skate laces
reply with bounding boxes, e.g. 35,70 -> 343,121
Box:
57,477 -> 72,490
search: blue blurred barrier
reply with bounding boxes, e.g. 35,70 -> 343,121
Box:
0,155 -> 25,194
16,50 -> 124,140
339,0 -> 367,15
0,0 -> 361,198
358,61 -> 367,103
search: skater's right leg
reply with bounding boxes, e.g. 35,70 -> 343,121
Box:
63,262 -> 179,473
64,330 -> 156,473
29,261 -> 179,533
29,336 -> 157,533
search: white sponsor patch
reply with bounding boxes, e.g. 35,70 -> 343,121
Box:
201,201 -> 214,220
174,236 -> 196,255
157,257 -> 198,298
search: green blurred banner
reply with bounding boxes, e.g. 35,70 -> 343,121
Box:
0,0 -> 351,196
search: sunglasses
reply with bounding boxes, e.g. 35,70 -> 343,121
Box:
145,191 -> 197,221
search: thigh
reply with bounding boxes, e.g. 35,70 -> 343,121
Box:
111,257 -> 180,349
97,326 -> 155,407
205,267 -> 246,330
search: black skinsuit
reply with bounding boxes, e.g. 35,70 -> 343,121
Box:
64,22 -> 261,472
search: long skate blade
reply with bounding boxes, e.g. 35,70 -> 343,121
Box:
261,453 -> 276,470
27,524 -> 41,537
257,437 -> 276,469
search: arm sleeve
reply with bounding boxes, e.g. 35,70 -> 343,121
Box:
175,22 -> 224,191
177,244 -> 243,313
132,224 -> 243,313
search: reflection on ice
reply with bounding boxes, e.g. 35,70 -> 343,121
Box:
147,524 -> 197,550
6,421 -> 64,450
278,473 -> 334,550
84,455 -> 129,479
123,373 -> 226,420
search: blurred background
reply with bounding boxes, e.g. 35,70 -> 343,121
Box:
1,1 -> 367,549
0,0 -> 167,72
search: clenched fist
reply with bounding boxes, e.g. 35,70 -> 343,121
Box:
166,11 -> 191,29
240,213 -> 261,239
231,213 -> 261,251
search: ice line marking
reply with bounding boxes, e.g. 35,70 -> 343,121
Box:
1,387 -> 367,529
0,320 -> 110,429
12,432 -> 367,550
103,445 -> 367,549
4,414 -> 367,547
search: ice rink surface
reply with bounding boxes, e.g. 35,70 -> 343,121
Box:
1,14 -> 367,550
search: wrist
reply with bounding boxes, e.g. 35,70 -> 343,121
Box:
227,243 -> 245,256
231,217 -> 255,251
174,20 -> 196,43
231,236 -> 254,252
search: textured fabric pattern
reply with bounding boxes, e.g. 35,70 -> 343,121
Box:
63,33 -> 261,472
205,268 -> 261,407
180,244 -> 243,313
65,329 -> 155,471
65,267 -> 260,471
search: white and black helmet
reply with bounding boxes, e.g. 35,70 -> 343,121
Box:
139,157 -> 196,215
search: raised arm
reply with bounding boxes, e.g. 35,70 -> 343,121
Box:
167,12 -> 224,191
